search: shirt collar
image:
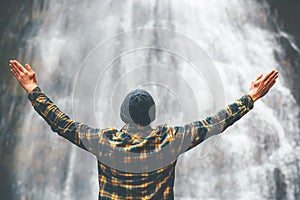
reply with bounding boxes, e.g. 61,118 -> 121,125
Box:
121,123 -> 154,138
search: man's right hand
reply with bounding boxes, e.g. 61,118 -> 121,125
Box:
249,70 -> 279,102
9,60 -> 38,94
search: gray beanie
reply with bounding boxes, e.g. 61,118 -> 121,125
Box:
120,89 -> 156,126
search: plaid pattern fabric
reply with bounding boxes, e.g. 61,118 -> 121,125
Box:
28,86 -> 254,199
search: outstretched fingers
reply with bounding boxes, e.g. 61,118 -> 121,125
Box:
25,63 -> 33,72
10,68 -> 19,78
9,62 -> 21,76
9,61 -> 20,73
265,71 -> 278,85
262,70 -> 276,82
10,60 -> 26,74
266,79 -> 277,92
266,74 -> 278,89
255,73 -> 263,81
14,60 -> 26,72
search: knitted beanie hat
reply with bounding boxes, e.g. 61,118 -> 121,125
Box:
120,89 -> 156,126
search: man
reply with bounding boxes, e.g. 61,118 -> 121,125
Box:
9,59 -> 278,199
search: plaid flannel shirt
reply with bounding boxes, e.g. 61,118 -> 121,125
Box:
28,86 -> 254,199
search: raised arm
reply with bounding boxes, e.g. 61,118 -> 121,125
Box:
172,70 -> 279,153
9,60 -> 101,154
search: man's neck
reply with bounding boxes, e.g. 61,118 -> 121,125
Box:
121,123 -> 154,138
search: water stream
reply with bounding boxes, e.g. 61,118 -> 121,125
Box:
1,0 -> 299,199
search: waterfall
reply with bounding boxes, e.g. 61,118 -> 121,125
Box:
10,0 -> 299,199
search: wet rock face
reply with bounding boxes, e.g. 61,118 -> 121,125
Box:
273,168 -> 287,200
0,1 -> 41,199
266,0 -> 300,36
265,0 -> 300,105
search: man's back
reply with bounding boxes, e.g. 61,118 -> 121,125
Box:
27,86 -> 255,199
84,123 -> 175,199
98,159 -> 177,199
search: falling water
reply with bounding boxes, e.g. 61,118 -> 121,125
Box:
8,0 -> 299,199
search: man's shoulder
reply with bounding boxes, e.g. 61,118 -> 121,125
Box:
151,123 -> 183,138
155,123 -> 185,132
101,127 -> 118,134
